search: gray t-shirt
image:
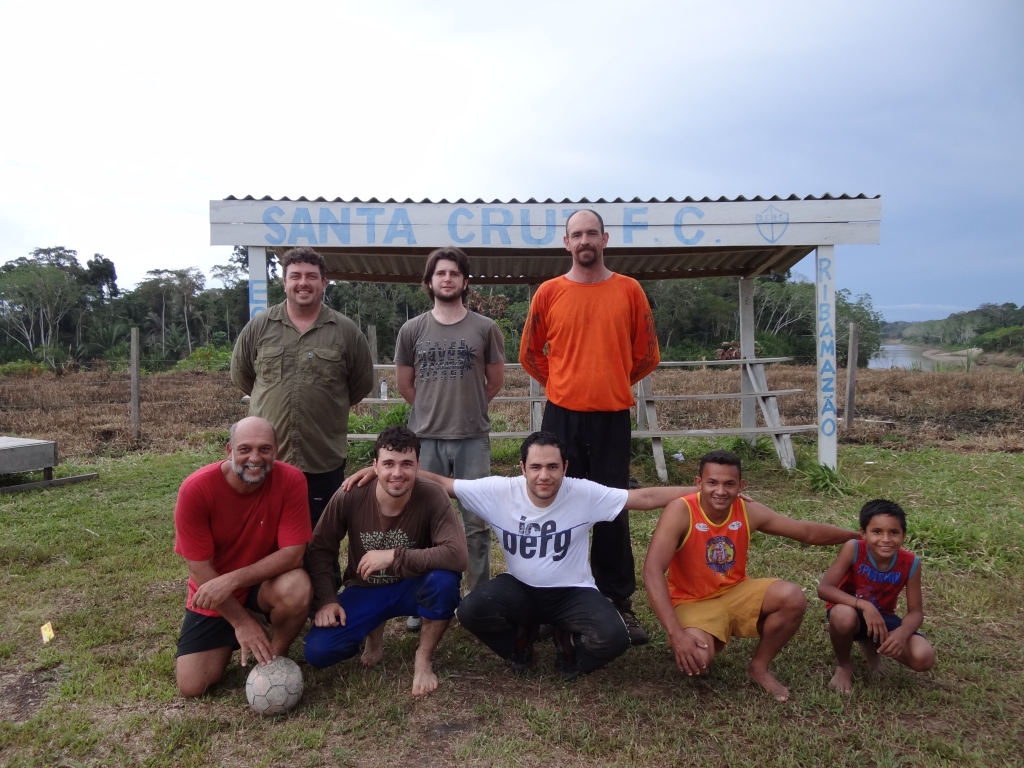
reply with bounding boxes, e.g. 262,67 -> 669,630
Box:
394,310 -> 505,439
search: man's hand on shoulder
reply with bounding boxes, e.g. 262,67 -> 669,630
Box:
340,466 -> 377,492
191,572 -> 238,611
315,602 -> 346,628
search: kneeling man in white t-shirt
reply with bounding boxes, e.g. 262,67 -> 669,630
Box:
347,431 -> 695,680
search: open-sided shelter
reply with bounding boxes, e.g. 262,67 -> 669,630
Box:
211,195 -> 882,469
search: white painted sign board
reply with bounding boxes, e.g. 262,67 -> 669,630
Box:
211,199 -> 881,249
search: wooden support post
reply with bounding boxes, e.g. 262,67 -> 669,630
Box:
527,284 -> 543,432
367,325 -> 378,364
845,322 -> 859,430
247,246 -> 268,319
130,327 -> 141,442
367,325 -> 379,416
815,245 -> 838,468
638,376 -> 668,482
738,278 -> 756,443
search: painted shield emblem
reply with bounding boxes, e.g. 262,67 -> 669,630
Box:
705,536 -> 736,574
756,205 -> 789,244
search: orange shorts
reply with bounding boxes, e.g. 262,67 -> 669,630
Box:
671,578 -> 778,645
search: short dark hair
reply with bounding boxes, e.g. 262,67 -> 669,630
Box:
519,431 -> 567,465
422,247 -> 471,305
858,499 -> 907,532
698,450 -> 743,478
282,247 -> 327,280
373,425 -> 421,460
565,209 -> 605,236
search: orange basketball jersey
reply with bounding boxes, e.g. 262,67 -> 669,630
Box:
667,493 -> 750,604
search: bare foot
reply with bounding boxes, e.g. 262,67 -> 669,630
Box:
746,663 -> 791,702
361,624 -> 385,668
411,650 -> 438,696
829,664 -> 854,694
859,642 -> 886,676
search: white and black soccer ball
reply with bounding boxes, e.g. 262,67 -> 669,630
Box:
245,657 -> 303,715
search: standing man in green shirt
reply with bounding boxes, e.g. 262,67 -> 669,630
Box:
231,247 -> 375,587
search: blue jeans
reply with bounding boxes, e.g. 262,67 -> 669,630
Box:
304,570 -> 461,668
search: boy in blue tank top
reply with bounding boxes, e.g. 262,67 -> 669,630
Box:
817,499 -> 936,693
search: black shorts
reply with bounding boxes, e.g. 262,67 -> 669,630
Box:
827,607 -> 924,642
175,586 -> 268,658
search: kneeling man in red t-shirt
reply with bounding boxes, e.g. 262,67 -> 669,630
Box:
174,416 -> 313,697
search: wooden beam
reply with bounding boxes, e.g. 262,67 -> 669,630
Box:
0,473 -> 99,495
745,246 -> 795,278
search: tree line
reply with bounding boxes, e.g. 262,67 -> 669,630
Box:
891,303 -> 1024,354
0,246 -> 883,373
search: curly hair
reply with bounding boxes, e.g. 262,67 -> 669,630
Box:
373,425 -> 421,460
282,247 -> 326,280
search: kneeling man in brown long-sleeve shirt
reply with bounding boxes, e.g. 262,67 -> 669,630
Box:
304,426 -> 468,695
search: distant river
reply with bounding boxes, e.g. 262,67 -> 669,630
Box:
869,344 -> 935,371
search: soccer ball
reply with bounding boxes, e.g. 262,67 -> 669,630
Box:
245,657 -> 303,715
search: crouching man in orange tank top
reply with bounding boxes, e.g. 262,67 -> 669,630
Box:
643,450 -> 859,702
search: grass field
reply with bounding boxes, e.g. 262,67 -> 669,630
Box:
2,434 -> 1022,767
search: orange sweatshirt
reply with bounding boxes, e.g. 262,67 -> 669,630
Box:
519,274 -> 660,412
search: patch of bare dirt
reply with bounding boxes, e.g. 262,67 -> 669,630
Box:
0,665 -> 61,724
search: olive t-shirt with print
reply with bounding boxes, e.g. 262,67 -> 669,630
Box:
394,311 -> 504,439
305,479 -> 468,610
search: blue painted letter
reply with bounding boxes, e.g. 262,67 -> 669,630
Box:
623,207 -> 648,244
674,206 -> 705,245
448,208 -> 474,244
520,209 -> 556,246
287,208 -> 317,245
319,208 -> 351,245
263,206 -> 286,245
384,208 -> 416,244
356,207 -> 386,244
482,208 -> 513,245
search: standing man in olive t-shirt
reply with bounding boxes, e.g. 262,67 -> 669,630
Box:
231,247 -> 375,589
395,246 -> 504,608
304,426 -> 468,696
519,209 -> 660,646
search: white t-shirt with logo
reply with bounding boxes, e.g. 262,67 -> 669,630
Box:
453,476 -> 629,589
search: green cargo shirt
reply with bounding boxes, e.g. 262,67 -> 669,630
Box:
230,302 -> 374,474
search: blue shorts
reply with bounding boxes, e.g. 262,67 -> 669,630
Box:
827,607 -> 924,642
304,570 -> 461,669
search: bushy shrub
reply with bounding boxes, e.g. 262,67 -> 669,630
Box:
173,345 -> 233,372
0,360 -> 44,377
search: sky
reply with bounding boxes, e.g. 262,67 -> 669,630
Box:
1,1 -> 1021,322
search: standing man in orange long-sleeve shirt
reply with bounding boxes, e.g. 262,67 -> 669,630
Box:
519,209 -> 660,645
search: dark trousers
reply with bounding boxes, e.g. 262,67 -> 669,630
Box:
304,464 -> 346,590
456,574 -> 630,674
541,402 -> 634,606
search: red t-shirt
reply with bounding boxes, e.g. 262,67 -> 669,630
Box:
174,461 -> 312,617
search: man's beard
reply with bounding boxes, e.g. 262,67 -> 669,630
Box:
573,247 -> 599,267
433,288 -> 464,306
232,459 -> 271,485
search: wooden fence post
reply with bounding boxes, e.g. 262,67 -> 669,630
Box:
130,327 -> 141,441
845,322 -> 859,430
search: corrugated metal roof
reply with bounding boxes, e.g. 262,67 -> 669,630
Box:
224,193 -> 878,204
222,194 -> 878,283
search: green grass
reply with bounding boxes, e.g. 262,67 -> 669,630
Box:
1,444 -> 1022,766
